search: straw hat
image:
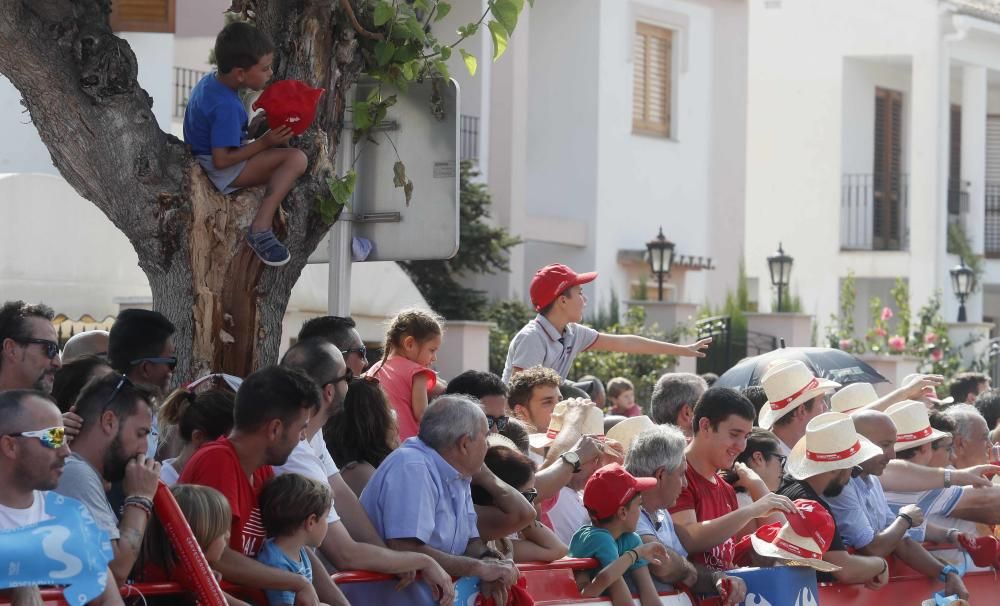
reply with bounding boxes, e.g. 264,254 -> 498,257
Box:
749,499 -> 841,572
786,412 -> 882,480
902,373 -> 954,407
605,416 -> 656,452
487,434 -> 520,451
759,360 -> 840,429
830,382 -> 878,414
528,401 -> 604,449
886,401 -> 949,452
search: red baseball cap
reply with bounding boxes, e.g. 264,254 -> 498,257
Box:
582,463 -> 657,521
252,80 -> 325,136
529,264 -> 597,311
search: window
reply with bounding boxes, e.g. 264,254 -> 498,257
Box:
632,22 -> 673,138
110,0 -> 175,33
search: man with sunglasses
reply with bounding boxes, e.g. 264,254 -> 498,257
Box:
0,300 -> 62,394
445,370 -> 510,434
0,390 -> 124,605
298,315 -> 369,377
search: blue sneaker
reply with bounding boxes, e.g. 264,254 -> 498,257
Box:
245,228 -> 291,266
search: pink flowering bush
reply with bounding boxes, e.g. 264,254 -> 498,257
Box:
888,335 -> 906,352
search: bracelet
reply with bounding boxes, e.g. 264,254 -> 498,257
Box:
626,549 -> 638,565
944,469 -> 952,488
946,528 -> 959,543
898,512 -> 914,528
121,495 -> 154,519
939,564 -> 960,582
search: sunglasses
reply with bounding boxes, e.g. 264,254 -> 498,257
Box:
7,426 -> 66,449
324,369 -> 354,387
520,488 -> 538,504
14,338 -> 60,359
341,346 -> 367,358
104,374 -> 133,411
130,356 -> 178,371
486,415 -> 509,431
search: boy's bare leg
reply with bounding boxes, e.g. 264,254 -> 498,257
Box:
229,147 -> 308,233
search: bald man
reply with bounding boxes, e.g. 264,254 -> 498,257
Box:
826,411 -> 968,599
62,330 -> 109,363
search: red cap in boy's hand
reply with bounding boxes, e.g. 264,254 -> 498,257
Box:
252,80 -> 325,136
582,463 -> 657,521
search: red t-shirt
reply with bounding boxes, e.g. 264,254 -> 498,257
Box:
668,461 -> 739,570
178,437 -> 274,558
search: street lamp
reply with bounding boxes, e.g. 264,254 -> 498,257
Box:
645,227 -> 675,302
767,243 -> 794,312
950,259 -> 975,322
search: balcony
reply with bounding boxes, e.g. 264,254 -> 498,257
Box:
841,173 -> 909,251
173,66 -> 208,119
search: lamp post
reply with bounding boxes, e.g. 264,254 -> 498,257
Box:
767,243 -> 794,313
950,259 -> 975,322
645,227 -> 675,302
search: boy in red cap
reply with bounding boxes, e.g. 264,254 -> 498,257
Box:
568,463 -> 670,605
501,264 -> 711,382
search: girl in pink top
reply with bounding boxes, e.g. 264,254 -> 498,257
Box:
365,309 -> 445,440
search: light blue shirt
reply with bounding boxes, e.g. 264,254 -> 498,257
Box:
360,437 -> 479,554
884,484 -> 964,542
637,507 -> 688,557
826,475 -> 896,549
501,314 -> 599,382
255,539 -> 312,606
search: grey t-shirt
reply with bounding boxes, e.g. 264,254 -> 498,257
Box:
54,453 -> 120,540
501,314 -> 599,382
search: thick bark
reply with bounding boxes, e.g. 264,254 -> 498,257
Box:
0,0 -> 363,380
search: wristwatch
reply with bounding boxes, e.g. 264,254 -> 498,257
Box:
561,451 -> 582,473
943,469 -> 952,488
939,564 -> 960,582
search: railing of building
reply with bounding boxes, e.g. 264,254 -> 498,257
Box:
841,173 -> 909,252
985,182 -> 1000,258
173,67 -> 209,119
460,114 -> 479,163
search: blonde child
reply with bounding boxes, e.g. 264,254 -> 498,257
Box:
607,377 -> 641,417
256,474 -> 333,606
365,308 -> 446,441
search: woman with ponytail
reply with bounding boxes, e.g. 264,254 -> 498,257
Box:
158,387 -> 236,485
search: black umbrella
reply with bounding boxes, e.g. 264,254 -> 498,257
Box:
714,347 -> 889,390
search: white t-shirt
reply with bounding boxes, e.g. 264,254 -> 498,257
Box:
309,431 -> 340,478
0,491 -> 50,530
547,486 -> 589,545
276,437 -> 341,524
160,458 -> 180,486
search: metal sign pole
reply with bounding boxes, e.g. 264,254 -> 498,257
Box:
328,135 -> 354,316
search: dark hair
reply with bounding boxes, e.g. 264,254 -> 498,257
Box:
280,337 -> 342,385
378,309 -> 442,367
498,417 -> 530,454
692,387 -> 756,435
159,388 -> 235,444
772,396 -> 819,428
51,355 -> 112,413
446,370 -> 508,400
974,389 -> 1000,430
737,428 -> 782,465
73,372 -> 156,427
606,377 -> 634,399
929,409 -> 958,439
259,473 -> 331,538
701,373 -> 719,387
894,443 -> 922,460
949,372 -> 990,404
233,366 -> 320,431
741,385 -> 769,423
298,316 -> 358,351
538,285 -> 574,316
325,378 -> 396,468
0,301 -> 54,370
471,445 -> 535,506
214,21 -> 275,74
107,309 -> 175,374
575,375 -> 605,401
508,366 -> 561,408
0,390 -> 54,435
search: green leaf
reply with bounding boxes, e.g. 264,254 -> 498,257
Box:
320,171 -> 357,223
352,101 -> 372,130
491,0 -> 520,36
373,1 -> 395,27
458,22 -> 479,38
435,2 -> 451,21
374,41 -> 396,66
405,16 -> 426,42
414,0 -> 431,11
460,49 -> 477,76
438,46 -> 452,61
434,60 -> 451,80
382,94 -> 398,108
393,161 -> 408,188
400,60 -> 416,81
392,44 -> 419,63
488,20 -> 508,61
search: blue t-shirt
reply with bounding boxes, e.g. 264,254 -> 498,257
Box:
255,539 -> 313,606
183,73 -> 248,156
569,525 -> 648,574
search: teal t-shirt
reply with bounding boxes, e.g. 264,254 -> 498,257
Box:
568,525 -> 648,572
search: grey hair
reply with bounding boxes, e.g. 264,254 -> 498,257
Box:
944,404 -> 987,441
650,373 -> 708,425
419,394 -> 487,450
624,425 -> 687,478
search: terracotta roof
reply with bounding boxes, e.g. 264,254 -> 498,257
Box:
947,0 -> 1000,24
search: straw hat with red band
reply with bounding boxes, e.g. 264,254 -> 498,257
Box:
528,400 -> 604,449
582,463 -> 657,521
759,360 -> 840,429
529,264 -> 598,312
830,382 -> 879,414
786,412 -> 882,480
605,415 -> 656,453
886,400 -> 950,452
749,499 -> 841,572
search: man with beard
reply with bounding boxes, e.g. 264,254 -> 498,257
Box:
778,411 -> 890,588
826,411 -> 968,599
0,300 -> 62,394
179,366 -> 348,606
53,373 -> 160,584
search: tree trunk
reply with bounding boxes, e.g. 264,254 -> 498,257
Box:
0,0 -> 363,381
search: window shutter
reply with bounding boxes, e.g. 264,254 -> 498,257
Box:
632,23 -> 672,137
873,87 -> 903,250
110,0 -> 175,33
949,105 -> 962,214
